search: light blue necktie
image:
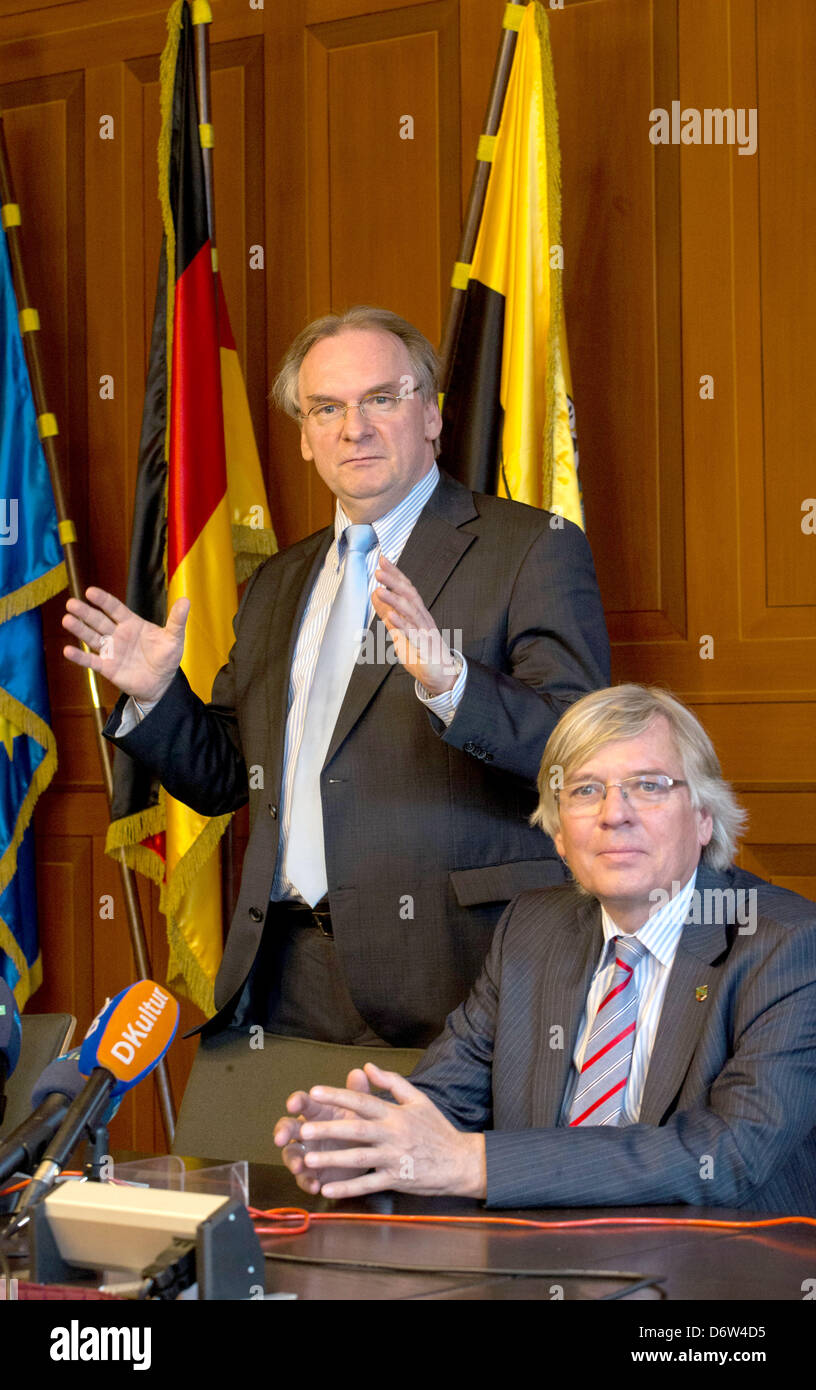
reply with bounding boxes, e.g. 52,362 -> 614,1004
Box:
568,935 -> 647,1127
285,523 -> 378,906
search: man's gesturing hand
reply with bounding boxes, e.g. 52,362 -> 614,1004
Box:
276,1061 -> 487,1201
371,555 -> 461,696
62,587 -> 189,705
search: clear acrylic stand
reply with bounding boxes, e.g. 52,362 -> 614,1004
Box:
105,1155 -> 249,1207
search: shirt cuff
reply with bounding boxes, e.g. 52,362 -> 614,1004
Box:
116,695 -> 159,735
415,651 -> 467,728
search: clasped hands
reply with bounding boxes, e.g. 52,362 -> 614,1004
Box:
274,1062 -> 487,1200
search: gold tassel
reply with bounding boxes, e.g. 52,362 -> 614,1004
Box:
0,918 -> 42,1010
0,685 -> 57,1008
0,692 -> 58,900
232,523 -> 278,583
161,811 -> 232,1014
0,561 -> 67,626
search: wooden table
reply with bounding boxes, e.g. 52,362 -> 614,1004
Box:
239,1161 -> 816,1303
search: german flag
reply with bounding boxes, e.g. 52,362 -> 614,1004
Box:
440,1 -> 582,527
107,0 -> 276,1014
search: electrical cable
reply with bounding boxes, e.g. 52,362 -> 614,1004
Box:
250,1206 -> 816,1235
250,1205 -> 815,1293
0,1169 -> 85,1199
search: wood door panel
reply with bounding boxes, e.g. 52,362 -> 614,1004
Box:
755,0 -> 816,614
689,701 -> 816,785
303,1 -> 460,530
739,846 -> 816,906
31,837 -> 94,1021
554,0 -> 684,636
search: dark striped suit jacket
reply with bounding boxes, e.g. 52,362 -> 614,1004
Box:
409,864 -> 816,1212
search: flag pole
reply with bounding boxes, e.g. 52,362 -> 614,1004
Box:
0,117 -> 177,1145
439,0 -> 528,388
192,0 -> 237,928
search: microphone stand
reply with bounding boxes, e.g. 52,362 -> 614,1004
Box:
85,1123 -> 110,1183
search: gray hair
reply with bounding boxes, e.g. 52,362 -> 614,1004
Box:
531,684 -> 747,871
271,305 -> 442,457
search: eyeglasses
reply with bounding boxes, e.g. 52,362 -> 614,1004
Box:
556,775 -> 688,817
302,390 -> 412,428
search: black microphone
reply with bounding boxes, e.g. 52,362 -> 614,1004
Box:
0,980 -> 22,1128
0,1051 -> 119,1187
9,980 -> 178,1230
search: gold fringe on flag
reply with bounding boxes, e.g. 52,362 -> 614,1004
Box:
0,560 -> 66,626
0,686 -> 57,1007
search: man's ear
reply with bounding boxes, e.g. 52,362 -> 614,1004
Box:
553,827 -> 566,861
300,424 -> 314,463
424,394 -> 443,446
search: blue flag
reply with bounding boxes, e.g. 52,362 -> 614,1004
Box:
0,217 -> 65,1007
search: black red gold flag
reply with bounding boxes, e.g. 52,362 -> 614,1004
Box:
107,0 -> 276,1012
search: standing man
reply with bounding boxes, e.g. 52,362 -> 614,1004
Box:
63,306 -> 609,1046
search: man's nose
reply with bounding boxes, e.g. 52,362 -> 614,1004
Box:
598,783 -> 635,825
341,403 -> 374,437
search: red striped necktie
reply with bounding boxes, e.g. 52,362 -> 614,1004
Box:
568,934 -> 647,1127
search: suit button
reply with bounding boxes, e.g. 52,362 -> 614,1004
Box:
248,906 -> 264,922
268,804 -> 278,819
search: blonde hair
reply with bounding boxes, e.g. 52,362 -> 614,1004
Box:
532,684 -> 747,870
271,306 -> 442,458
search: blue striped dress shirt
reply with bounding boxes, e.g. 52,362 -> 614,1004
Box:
559,871 -> 699,1124
273,462 -> 467,900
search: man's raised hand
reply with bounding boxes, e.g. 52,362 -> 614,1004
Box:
62,587 -> 189,705
371,555 -> 461,696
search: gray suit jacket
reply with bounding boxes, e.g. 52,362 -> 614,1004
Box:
410,865 -> 816,1212
106,471 -> 610,1045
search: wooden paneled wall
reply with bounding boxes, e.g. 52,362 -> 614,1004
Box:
1,0 -> 814,1151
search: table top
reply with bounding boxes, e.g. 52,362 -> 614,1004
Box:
232,1161 -> 816,1302
5,1151 -> 813,1303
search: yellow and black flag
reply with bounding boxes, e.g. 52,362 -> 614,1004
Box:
440,1 -> 582,526
107,0 -> 276,1013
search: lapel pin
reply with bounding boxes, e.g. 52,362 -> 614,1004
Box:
695,985 -> 708,1002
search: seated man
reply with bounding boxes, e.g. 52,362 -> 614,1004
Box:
274,684 -> 816,1212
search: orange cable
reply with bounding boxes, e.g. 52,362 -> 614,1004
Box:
0,1170 -> 85,1199
249,1206 -> 816,1237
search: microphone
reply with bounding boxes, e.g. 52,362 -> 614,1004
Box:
9,980 -> 178,1228
0,1049 -> 123,1187
0,979 -> 22,1127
